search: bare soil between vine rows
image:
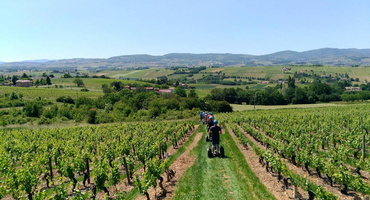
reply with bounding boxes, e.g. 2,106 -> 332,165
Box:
95,125 -> 200,199
234,123 -> 362,200
135,129 -> 203,200
225,123 -> 296,200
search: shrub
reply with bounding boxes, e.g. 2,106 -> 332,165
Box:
23,102 -> 43,117
56,96 -> 75,104
87,109 -> 97,124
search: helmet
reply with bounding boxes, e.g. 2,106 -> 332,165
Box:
209,112 -> 213,115
213,120 -> 218,124
210,116 -> 213,120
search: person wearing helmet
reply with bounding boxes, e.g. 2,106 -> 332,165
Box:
203,112 -> 208,124
207,116 -> 214,132
207,113 -> 213,120
209,120 -> 222,155
206,116 -> 214,140
199,111 -> 203,122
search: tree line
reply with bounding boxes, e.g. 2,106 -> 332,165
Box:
1,81 -> 233,126
206,76 -> 370,105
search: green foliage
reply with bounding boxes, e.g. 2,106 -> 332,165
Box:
109,163 -> 120,187
10,92 -> 20,100
175,85 -> 187,97
224,104 -> 370,197
63,73 -> 72,78
73,78 -> 85,87
12,75 -> 18,85
46,76 -> 52,85
188,89 -> 198,98
56,96 -> 75,104
71,189 -> 92,200
206,100 -> 233,112
87,109 -> 97,124
75,97 -> 95,108
134,174 -> 150,195
110,81 -> 125,91
53,180 -> 69,200
102,83 -> 114,93
0,77 -> 237,126
94,159 -> 109,189
23,101 -> 43,117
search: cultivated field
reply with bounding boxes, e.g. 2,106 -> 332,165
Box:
200,66 -> 370,81
2,66 -> 370,199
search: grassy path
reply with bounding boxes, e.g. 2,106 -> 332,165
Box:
172,124 -> 276,200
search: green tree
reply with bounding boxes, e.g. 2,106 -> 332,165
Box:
223,88 -> 237,103
46,76 -> 52,85
282,86 -> 295,103
12,75 -> 18,85
287,76 -> 296,89
207,88 -> 224,101
292,87 -> 308,104
261,87 -> 287,105
102,84 -> 113,93
207,100 -> 233,112
73,79 -> 85,87
40,78 -> 46,85
21,73 -> 29,79
24,102 -> 43,117
87,109 -> 97,124
63,73 -> 72,78
156,76 -> 168,85
174,85 -> 187,97
188,89 -> 198,99
110,81 -> 124,91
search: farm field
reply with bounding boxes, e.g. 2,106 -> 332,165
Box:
0,78 -> 155,101
230,102 -> 346,111
4,66 -> 370,82
3,65 -> 370,102
200,66 -> 370,82
221,104 -> 370,199
190,84 -> 270,98
0,121 -> 197,199
94,69 -> 175,80
3,66 -> 370,199
0,85 -> 104,100
2,99 -> 370,199
141,104 -> 370,199
51,78 -> 150,90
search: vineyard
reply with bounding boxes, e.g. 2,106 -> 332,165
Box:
0,121 -> 196,199
2,104 -> 370,199
222,104 -> 370,200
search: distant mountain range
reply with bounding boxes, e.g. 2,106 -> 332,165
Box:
19,59 -> 54,63
1,48 -> 370,70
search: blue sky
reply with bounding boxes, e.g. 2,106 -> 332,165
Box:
1,0 -> 369,62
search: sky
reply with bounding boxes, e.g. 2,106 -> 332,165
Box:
1,0 -> 369,62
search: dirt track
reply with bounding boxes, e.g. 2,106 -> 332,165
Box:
136,130 -> 203,200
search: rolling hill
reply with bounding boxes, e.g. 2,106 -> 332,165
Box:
1,48 -> 370,70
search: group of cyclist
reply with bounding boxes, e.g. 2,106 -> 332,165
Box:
199,111 -> 222,156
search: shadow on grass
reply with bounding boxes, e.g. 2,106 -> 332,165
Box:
207,155 -> 229,159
